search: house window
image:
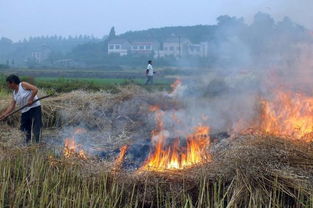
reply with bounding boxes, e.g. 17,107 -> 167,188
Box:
139,46 -> 144,50
170,46 -> 174,51
164,47 -> 168,51
146,45 -> 151,50
133,46 -> 138,50
109,45 -> 114,50
115,45 -> 120,49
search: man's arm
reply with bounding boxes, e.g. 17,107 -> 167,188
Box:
22,82 -> 38,105
0,100 -> 16,120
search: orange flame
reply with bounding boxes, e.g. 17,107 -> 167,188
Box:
171,79 -> 182,92
260,91 -> 313,141
113,145 -> 128,170
140,106 -> 211,172
63,128 -> 88,159
149,105 -> 161,112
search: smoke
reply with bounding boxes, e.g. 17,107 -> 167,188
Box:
162,11 -> 313,136
260,0 -> 313,30
50,11 -> 313,165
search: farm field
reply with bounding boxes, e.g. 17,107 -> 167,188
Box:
0,73 -> 173,93
2,0 -> 312,206
1,76 -> 313,207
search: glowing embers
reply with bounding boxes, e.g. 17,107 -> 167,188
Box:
140,106 -> 211,172
260,91 -> 313,141
63,128 -> 88,159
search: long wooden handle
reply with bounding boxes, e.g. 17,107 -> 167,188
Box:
1,95 -> 52,120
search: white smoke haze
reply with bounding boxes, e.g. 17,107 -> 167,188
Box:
166,11 -> 313,137
261,0 -> 313,30
46,4 -> 313,166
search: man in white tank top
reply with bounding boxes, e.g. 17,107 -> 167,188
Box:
0,75 -> 42,144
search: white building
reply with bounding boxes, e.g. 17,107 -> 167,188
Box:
31,45 -> 51,63
188,42 -> 209,57
130,41 -> 159,55
157,37 -> 191,57
108,39 -> 131,56
156,37 -> 209,58
108,37 -> 209,58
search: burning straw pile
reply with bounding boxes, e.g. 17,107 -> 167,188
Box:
1,82 -> 313,207
1,129 -> 313,207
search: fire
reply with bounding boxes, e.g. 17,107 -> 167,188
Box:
63,128 -> 88,159
171,79 -> 182,92
260,90 -> 313,141
140,106 -> 211,172
113,145 -> 128,170
149,105 -> 161,112
169,79 -> 186,97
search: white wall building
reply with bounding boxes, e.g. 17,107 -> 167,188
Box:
157,37 -> 190,57
108,37 -> 209,58
156,37 -> 209,58
108,39 -> 131,56
31,45 -> 51,63
130,41 -> 159,55
188,42 -> 209,57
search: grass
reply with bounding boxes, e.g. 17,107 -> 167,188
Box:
36,77 -> 171,85
0,147 -> 194,208
1,135 -> 313,208
0,89 -> 8,98
2,73 -> 313,207
35,77 -> 171,92
0,73 -> 172,93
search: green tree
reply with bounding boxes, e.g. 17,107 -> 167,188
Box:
109,27 -> 116,39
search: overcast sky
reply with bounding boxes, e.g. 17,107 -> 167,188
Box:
0,0 -> 312,41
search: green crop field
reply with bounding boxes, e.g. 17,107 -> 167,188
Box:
0,73 -> 173,93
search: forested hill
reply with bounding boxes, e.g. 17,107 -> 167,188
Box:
0,35 -> 102,66
0,12 -> 311,69
0,25 -> 218,67
118,25 -> 216,43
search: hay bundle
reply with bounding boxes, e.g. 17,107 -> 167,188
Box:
1,85 -> 150,127
41,85 -> 180,137
0,124 -> 23,149
191,135 -> 313,206
1,125 -> 313,206
102,135 -> 313,207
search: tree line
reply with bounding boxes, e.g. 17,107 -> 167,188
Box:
0,12 -> 311,69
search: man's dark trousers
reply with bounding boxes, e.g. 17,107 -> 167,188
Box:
20,106 -> 42,143
145,76 -> 154,85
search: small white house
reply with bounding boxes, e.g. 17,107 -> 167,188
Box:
31,45 -> 51,63
130,41 -> 160,55
188,42 -> 209,57
158,37 -> 191,57
108,39 -> 131,56
156,37 -> 209,58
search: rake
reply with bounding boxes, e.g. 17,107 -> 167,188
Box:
1,95 -> 52,121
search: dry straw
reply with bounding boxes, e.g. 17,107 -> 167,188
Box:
1,86 -> 313,207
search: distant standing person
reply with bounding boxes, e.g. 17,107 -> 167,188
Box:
145,60 -> 154,85
0,75 -> 42,144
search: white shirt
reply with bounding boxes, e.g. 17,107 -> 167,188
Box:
13,83 -> 41,113
147,64 -> 154,76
